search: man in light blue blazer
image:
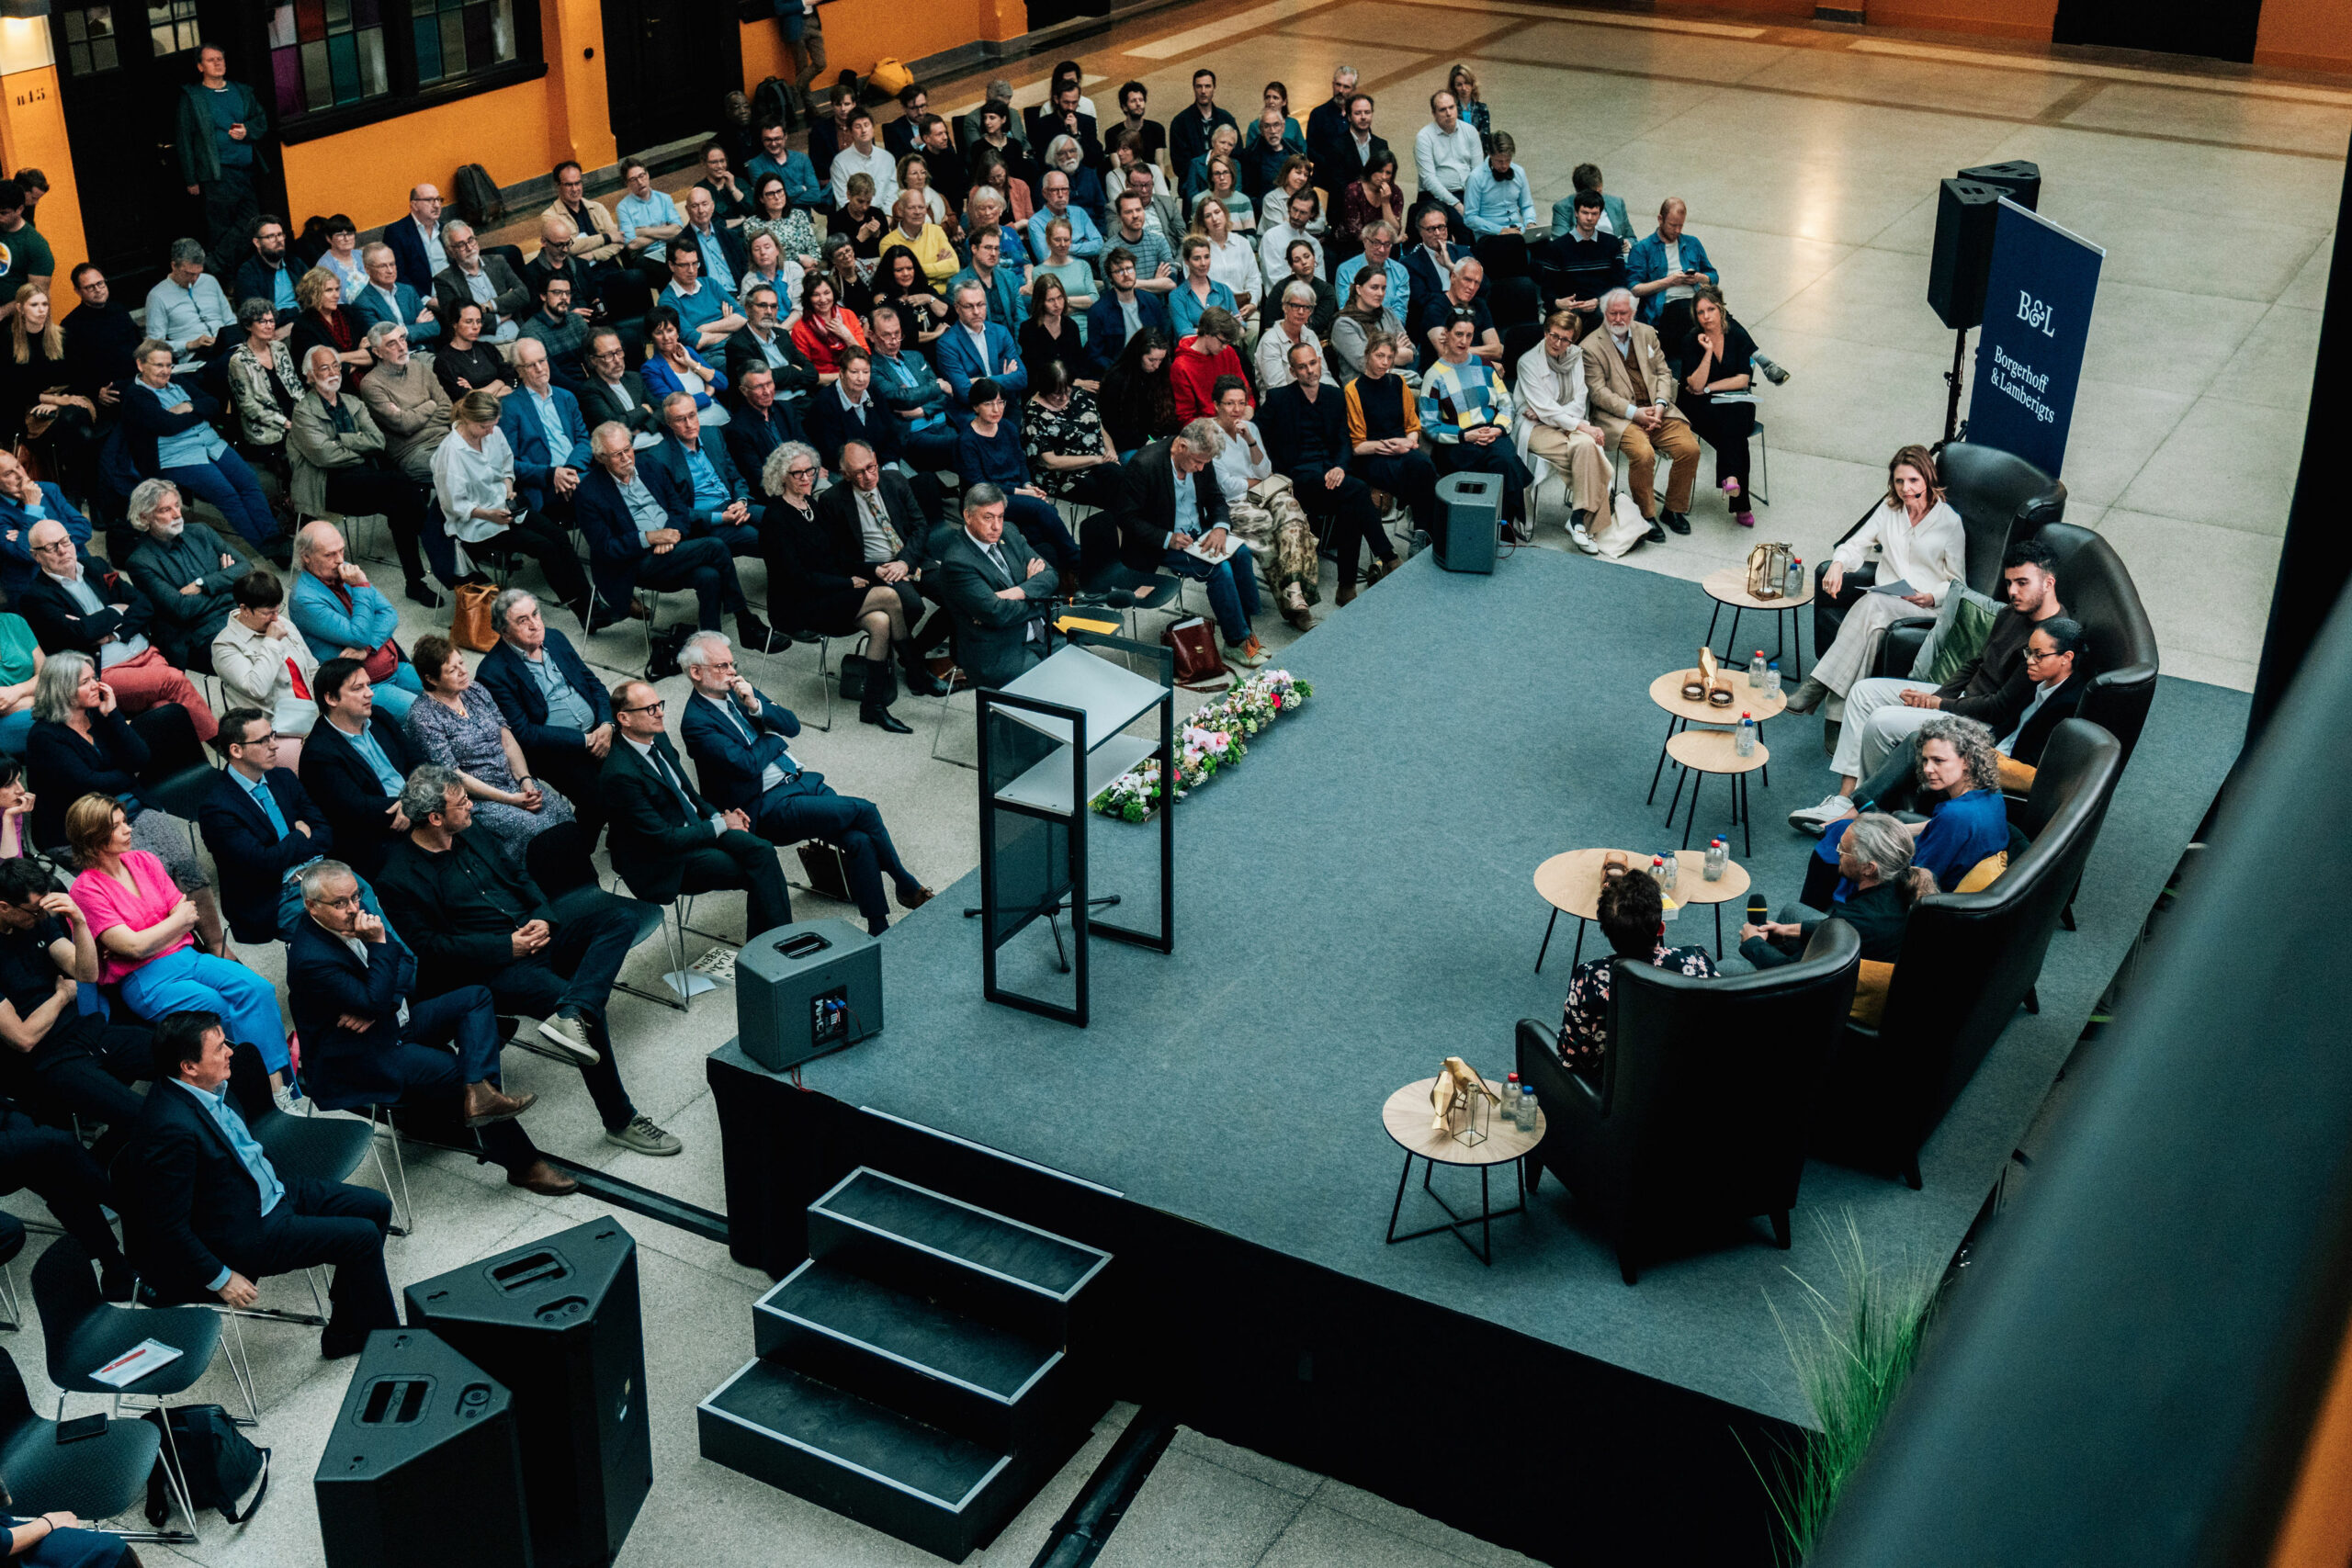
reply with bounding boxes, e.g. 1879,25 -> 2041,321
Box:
288,520 -> 423,720
351,243 -> 441,347
933,280 -> 1027,421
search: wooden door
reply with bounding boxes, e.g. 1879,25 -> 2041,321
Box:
54,0 -> 231,287
600,0 -> 741,156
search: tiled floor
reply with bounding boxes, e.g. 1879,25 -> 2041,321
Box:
22,4 -> 2338,1562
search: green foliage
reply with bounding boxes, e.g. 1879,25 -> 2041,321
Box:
1746,1211 -> 1940,1564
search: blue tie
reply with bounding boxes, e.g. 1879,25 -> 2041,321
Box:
247,774 -> 288,840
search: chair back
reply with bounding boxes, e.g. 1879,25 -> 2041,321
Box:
225,1039 -> 280,1129
2022,521 -> 2160,762
0,1344 -> 34,1439
29,1235 -> 103,1387
1599,920 -> 1862,1230
1934,440 -> 2067,595
1843,719 -> 2124,1176
1488,274 -> 1539,332
1498,322 -> 1543,392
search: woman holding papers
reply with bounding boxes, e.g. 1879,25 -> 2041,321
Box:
1786,443 -> 1967,714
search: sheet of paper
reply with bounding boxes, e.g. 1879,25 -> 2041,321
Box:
91,1338 -> 185,1389
1182,532 -> 1240,565
1866,578 -> 1917,598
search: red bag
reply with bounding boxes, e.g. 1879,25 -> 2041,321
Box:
361,640 -> 401,685
1160,615 -> 1229,691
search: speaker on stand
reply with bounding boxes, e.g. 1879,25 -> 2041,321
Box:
1928,176 -> 2004,442
404,1222 -> 650,1568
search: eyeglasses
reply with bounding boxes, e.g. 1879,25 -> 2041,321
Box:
312,891 -> 362,910
30,540 -> 74,554
620,699 -> 666,714
237,731 -> 280,746
786,465 -> 815,479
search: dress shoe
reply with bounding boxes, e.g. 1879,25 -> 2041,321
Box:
896,883 -> 935,911
1643,519 -> 1668,544
1662,510 -> 1691,536
900,660 -> 948,697
1335,581 -> 1360,607
508,1159 -> 581,1196
463,1081 -> 537,1127
861,703 -> 914,734
736,614 -> 787,654
405,580 -> 445,609
1783,676 -> 1830,715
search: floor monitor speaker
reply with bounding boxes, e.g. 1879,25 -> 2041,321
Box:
1928,177 -> 2003,332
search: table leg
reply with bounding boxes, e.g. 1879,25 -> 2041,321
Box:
1666,755 -> 1690,827
1704,601 -> 1723,649
1479,1165 -> 1493,1266
1535,908 -> 1560,974
1713,900 -> 1724,958
1572,916 -> 1587,966
1385,1152 -> 1415,1245
1645,713 -> 1680,804
1740,773 -> 1754,859
1682,773 -> 1702,851
1724,607 -> 1744,660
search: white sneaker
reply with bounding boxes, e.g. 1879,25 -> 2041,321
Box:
1787,794 -> 1856,833
537,1012 -> 603,1066
1568,524 -> 1600,556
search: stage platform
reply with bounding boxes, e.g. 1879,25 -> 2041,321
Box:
729,542 -> 2244,1562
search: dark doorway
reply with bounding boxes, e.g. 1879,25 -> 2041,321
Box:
600,0 -> 742,156
2052,0 -> 2264,64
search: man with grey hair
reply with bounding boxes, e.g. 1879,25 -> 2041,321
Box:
1306,66 -> 1362,191
141,238 -> 235,367
431,220 -> 528,345
355,319 -> 452,485
1581,284 -> 1697,537
676,631 -> 933,932
288,341 -> 445,596
938,276 -> 1026,412
574,419 -> 780,648
477,588 -> 614,835
1254,279 -> 1330,390
1111,418 -> 1266,666
376,764 -> 682,1157
350,240 -> 440,350
17,516 -> 220,737
931,482 -> 1057,688
123,477 -> 245,669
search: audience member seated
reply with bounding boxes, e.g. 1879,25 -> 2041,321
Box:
0,447 -> 93,604
725,365 -> 805,503
804,347 -> 903,475
910,117 -> 970,219
1583,288 -> 1700,539
1023,265 -> 1092,383
649,391 -> 763,569
882,189 -> 958,290
68,794 -> 285,1077
1627,197 -> 1717,348
615,160 -> 684,275
1334,144 -> 1404,268
297,659 -> 414,881
1555,867 -> 1716,1084
20,521 -> 220,741
1260,194 -> 1326,297
1255,281 -> 1329,391
64,263 -> 141,403
224,299 -> 304,471
801,440 -> 948,693
659,243 -> 745,355
870,254 -> 952,352
1667,284 -> 1758,530
131,1008 -> 394,1354
678,185 -> 748,295
829,176 -> 889,272
748,124 -> 825,216
1514,310 -> 1611,548
0,854 -> 152,1187
932,484 -> 1057,686
1402,201 -> 1484,323
1169,238 -> 1241,344
124,479 -> 243,671
1464,133 -> 1536,246
516,273 -> 593,388
1112,420 -> 1266,667
1342,328 -> 1442,550
737,233 -> 799,320
429,302 -> 510,403
677,631 -> 935,916
1084,249 -> 1173,378
379,763 -> 677,1153
577,420 -> 778,645
1420,309 -> 1532,528
405,631 -> 582,892
25,654 -> 217,913
350,242 -> 440,349
1800,538 -> 2067,821
0,285 -> 98,497
1414,88 -> 1483,243
231,216 -> 300,327
831,107 -> 899,210
289,266 -> 373,392
1804,716 -> 2011,902
956,378 -> 1082,581
576,328 -> 663,437
195,705 -> 336,944
435,389 -> 590,616
1411,256 -> 1497,372
548,163 -> 628,271
1785,445 -> 1967,714
936,279 -> 1028,417
144,239 -> 238,376
1179,123 -> 1240,210
522,221 -> 604,341
726,286 -> 822,403
1551,162 -> 1631,251
1537,191 -> 1627,321
123,338 -> 281,558
1023,359 -> 1124,524
287,860 -> 562,1191
863,305 -> 957,473
291,345 -> 446,600
1334,220 -> 1411,328
0,615 -> 38,756
1329,266 -> 1408,386
1742,812 -> 1928,975
289,520 -> 424,718
791,274 -> 869,381
810,84 -> 865,186
356,321 -> 454,492
427,223 -> 524,357
1169,311 -> 1248,425
1098,328 -> 1179,457
601,677 -> 794,931
1209,370 -> 1319,627
949,221 -> 1023,337
212,570 -> 317,773
383,185 -> 450,294
499,339 -> 593,526
477,589 -> 613,840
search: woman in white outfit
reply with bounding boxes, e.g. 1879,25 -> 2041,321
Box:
431,390 -> 520,581
210,570 -> 321,773
1511,310 -> 1613,547
1786,443 -> 1967,712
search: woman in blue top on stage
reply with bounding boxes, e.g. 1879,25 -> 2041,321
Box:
1809,714 -> 2011,900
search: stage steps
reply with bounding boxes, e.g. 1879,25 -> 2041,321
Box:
699,1168 -> 1113,1560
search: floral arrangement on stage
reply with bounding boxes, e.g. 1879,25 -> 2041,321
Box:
1091,670 -> 1314,822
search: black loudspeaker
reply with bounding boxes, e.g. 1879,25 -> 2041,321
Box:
1928,178 -> 2003,332
1959,160 -> 2041,211
315,1329 -> 532,1568
735,918 -> 882,1072
404,1223 -> 650,1568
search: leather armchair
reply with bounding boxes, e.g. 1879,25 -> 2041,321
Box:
1871,520 -> 2159,765
1515,920 -> 1862,1284
1813,719 -> 2123,1188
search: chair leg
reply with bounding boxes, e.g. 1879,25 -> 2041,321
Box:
218,1310 -> 263,1426
0,1262 -> 19,1330
1770,1210 -> 1792,1248
153,1403 -> 206,1544
816,637 -> 835,732
371,1105 -> 416,1237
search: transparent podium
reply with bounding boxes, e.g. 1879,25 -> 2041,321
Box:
972,635 -> 1174,1025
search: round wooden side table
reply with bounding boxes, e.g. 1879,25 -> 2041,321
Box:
1382,1075 -> 1547,1266
1703,567 -> 1813,679
1663,728 -> 1766,856
1645,667 -> 1787,805
1531,848 -> 1753,970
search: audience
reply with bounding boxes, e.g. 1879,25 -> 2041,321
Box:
932,483 -> 1057,686
1513,310 -> 1611,548
1583,288 -> 1700,540
212,569 -> 318,772
1329,266 -> 1407,385
601,676 -> 795,938
292,344 -> 446,599
476,589 -> 613,839
0,856 -> 151,1176
577,420 -> 778,647
1261,347 -> 1386,615
1342,329 -> 1441,556
289,265 -> 374,388
429,301 -> 509,402
517,273 -> 594,385
650,391 -> 763,563
1785,444 -> 1966,714
1414,89 -> 1484,243
1170,70 -> 1240,175
1553,162 -> 1631,251
289,520 -> 424,719
1331,138 -> 1401,264
1205,369 -> 1312,628
576,327 -> 663,436
0,450 -> 94,604
1675,285 -> 1757,528
499,338 -> 594,525
616,159 -> 684,268
436,389 -> 591,615
231,216 -> 300,326
194,705 -> 335,945
123,479 -> 243,671
351,241 -> 440,348
1627,197 -> 1718,348
659,243 -> 745,354
937,278 -> 1028,414
1019,274 -> 1089,396
405,632 -> 581,887
124,338 -> 281,559
1085,248 -> 1173,376
355,321 -> 453,495
1023,358 -> 1124,518
1555,867 -> 1716,1083
1410,255 -> 1495,372
1113,419 -> 1265,667
19,520 -> 219,741
1099,328 -> 1178,457
1539,190 -> 1626,320
223,299 -> 306,464
1420,308 -> 1532,529
298,658 -> 417,881
132,1008 -> 394,1357
1335,220 -> 1411,327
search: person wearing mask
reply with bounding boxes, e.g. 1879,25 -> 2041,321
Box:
210,569 -> 318,773
123,479 -> 244,671
175,43 -> 270,269
476,589 -> 614,838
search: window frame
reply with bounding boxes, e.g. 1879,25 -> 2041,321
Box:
271,0 -> 546,146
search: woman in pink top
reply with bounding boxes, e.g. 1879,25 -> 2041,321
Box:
65,794 -> 288,1080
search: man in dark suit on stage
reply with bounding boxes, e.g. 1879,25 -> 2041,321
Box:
296,659 -> 418,883
130,1009 -> 396,1358
283,860 -> 567,1193
195,706 -> 337,946
476,589 -> 614,838
930,483 -> 1057,690
601,679 -> 795,938
676,633 -> 933,935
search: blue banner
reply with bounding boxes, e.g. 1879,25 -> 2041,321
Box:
1966,198 -> 2104,478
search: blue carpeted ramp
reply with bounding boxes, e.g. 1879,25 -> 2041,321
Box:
797,543 -> 2244,1427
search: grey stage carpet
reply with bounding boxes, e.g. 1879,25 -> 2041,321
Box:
798,544 -> 2245,1426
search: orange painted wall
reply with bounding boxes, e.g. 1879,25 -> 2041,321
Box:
0,60 -> 86,279
2255,0 -> 2352,73
1863,0 -> 2056,41
739,0 -> 1027,96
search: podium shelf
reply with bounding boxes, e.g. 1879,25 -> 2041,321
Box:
993,732 -> 1159,816
997,649 -> 1165,750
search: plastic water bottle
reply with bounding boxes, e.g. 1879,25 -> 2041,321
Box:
1704,838 -> 1728,881
1515,1084 -> 1538,1132
1654,856 -> 1679,919
1502,1073 -> 1521,1122
1747,650 -> 1766,689
1786,557 -> 1804,599
1735,713 -> 1757,757
1657,852 -> 1679,892
1769,660 -> 1782,698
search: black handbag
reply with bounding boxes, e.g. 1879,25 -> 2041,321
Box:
143,1404 -> 269,1524
797,840 -> 852,902
838,653 -> 897,706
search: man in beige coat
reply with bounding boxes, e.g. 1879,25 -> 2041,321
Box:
1580,286 -> 1700,538
356,321 -> 453,484
288,344 -> 445,603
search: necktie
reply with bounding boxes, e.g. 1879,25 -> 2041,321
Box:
650,746 -> 696,818
986,544 -> 1009,582
249,777 -> 288,840
862,489 -> 902,555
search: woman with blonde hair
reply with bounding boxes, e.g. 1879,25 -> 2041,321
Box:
1446,63 -> 1492,147
1786,444 -> 1965,713
290,265 -> 373,385
0,283 -> 95,480
432,389 -> 590,617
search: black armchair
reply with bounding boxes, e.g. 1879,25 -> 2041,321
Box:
1515,919 -> 1862,1284
1814,718 -> 2122,1187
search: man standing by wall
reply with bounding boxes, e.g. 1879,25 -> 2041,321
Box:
176,43 -> 269,273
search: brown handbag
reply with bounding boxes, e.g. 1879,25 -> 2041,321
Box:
449,582 -> 500,653
1160,615 -> 1229,690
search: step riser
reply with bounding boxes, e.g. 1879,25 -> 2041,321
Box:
753,1305 -> 1072,1450
808,1208 -> 1073,1344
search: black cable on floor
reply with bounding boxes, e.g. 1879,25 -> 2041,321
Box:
1028,1407 -> 1178,1568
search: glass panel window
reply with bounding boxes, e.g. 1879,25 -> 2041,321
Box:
270,0 -> 532,129
277,0 -> 390,121
145,0 -> 200,58
61,5 -> 121,76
